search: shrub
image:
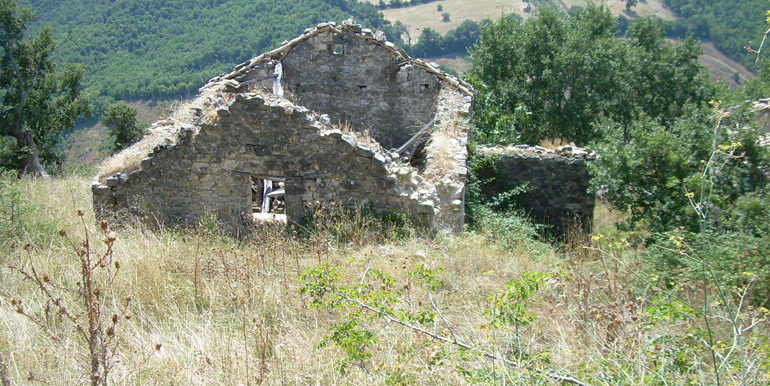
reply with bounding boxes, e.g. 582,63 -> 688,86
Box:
102,102 -> 145,152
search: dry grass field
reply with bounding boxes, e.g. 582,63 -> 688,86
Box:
363,0 -> 675,41
561,0 -> 675,19
378,0 -> 530,37
0,174 -> 767,384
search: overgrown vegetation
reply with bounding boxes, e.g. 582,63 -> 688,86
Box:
467,5 -> 712,146
102,102 -> 145,152
0,175 -> 766,383
663,0 -> 767,67
1,0 -> 90,175
1,1 -> 769,384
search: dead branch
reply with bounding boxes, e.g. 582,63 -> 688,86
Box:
338,293 -> 587,385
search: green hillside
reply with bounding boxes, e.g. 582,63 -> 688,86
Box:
18,0 -> 396,100
663,0 -> 768,67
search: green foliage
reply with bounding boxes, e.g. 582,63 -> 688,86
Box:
464,152 -> 555,249
485,271 -> 548,329
102,102 -> 144,152
465,152 -> 528,216
299,262 -> 446,374
590,97 -> 770,304
648,227 -> 770,304
17,0 -> 399,100
406,19 -> 484,57
662,0 -> 767,68
743,54 -> 770,99
589,106 -> 768,233
321,319 -> 377,374
1,0 -> 90,172
467,3 -> 712,146
376,0 -> 437,10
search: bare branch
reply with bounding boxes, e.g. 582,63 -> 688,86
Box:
338,293 -> 587,385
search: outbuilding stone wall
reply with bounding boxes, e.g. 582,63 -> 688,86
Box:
476,145 -> 595,235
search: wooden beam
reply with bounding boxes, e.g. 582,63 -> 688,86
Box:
397,118 -> 436,155
237,73 -> 278,86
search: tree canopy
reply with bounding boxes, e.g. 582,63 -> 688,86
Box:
103,102 -> 144,152
1,0 -> 89,175
16,0 -> 400,100
466,4 -> 713,146
662,0 -> 768,68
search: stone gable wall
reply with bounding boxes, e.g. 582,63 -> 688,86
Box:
224,29 -> 441,149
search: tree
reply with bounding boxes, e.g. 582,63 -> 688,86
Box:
442,12 -> 450,22
102,102 -> 144,152
466,3 -> 712,146
0,0 -> 89,176
412,28 -> 443,57
590,102 -> 768,232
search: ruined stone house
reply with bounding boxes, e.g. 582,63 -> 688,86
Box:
92,21 -> 475,232
92,21 -> 596,234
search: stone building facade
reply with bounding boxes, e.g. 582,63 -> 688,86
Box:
92,21 -> 474,232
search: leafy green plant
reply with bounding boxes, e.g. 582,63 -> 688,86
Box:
466,4 -> 712,146
298,263 -> 585,384
102,102 -> 145,152
485,272 -> 549,331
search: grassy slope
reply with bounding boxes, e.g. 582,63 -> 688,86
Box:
1,175 -> 766,384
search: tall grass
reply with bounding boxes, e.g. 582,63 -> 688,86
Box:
0,175 -> 767,384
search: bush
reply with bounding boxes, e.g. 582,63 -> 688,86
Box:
102,102 -> 145,152
589,107 -> 768,233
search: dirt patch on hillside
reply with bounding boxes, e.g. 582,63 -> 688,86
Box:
699,42 -> 755,88
62,99 -> 173,169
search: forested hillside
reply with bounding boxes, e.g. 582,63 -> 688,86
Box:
18,0 -> 395,100
663,0 -> 767,67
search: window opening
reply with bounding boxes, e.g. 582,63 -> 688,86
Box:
251,176 -> 286,222
328,43 -> 344,55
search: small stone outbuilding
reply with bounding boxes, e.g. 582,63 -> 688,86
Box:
92,21 -> 474,232
476,145 -> 595,235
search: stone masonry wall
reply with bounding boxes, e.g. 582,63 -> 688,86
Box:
477,145 -> 595,236
226,24 -> 441,149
